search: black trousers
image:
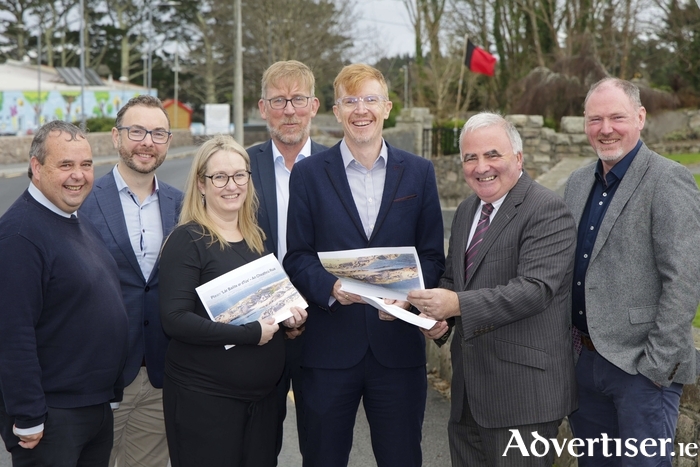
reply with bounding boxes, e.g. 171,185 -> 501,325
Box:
163,375 -> 278,467
0,403 -> 113,467
275,336 -> 305,462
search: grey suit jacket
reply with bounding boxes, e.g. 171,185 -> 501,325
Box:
564,143 -> 700,385
443,172 -> 577,429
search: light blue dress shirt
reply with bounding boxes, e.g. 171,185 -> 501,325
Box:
271,138 -> 311,261
113,165 -> 163,281
339,139 -> 388,239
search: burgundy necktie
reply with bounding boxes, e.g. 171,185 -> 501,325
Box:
464,203 -> 494,281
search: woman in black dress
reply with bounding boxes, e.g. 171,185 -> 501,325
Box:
159,135 -> 306,467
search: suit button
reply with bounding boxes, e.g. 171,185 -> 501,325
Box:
145,286 -> 150,292
144,320 -> 149,326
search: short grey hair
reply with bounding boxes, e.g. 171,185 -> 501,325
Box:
584,77 -> 642,111
459,112 -> 523,156
28,121 -> 87,179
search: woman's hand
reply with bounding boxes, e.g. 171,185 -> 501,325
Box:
258,317 -> 279,345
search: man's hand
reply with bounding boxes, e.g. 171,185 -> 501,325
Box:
407,288 -> 460,321
282,306 -> 308,339
377,298 -> 411,321
13,425 -> 43,449
332,280 -> 365,305
282,306 -> 308,329
285,326 -> 305,340
419,317 -> 449,340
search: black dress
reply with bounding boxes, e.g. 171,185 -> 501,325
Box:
159,222 -> 284,467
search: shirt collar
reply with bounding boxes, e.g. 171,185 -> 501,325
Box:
27,182 -> 75,218
339,138 -> 388,169
271,138 -> 312,165
113,164 -> 160,194
594,139 -> 642,185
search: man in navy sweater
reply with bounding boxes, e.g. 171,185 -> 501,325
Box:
0,120 -> 129,467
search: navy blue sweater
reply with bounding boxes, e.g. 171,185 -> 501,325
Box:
0,191 -> 129,429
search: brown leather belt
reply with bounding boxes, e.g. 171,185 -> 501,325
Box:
581,334 -> 596,352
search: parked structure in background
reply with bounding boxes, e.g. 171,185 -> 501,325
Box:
0,59 -> 149,135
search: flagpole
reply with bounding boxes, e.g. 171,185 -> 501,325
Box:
454,34 -> 469,128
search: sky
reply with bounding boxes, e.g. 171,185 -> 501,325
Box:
356,0 -> 415,58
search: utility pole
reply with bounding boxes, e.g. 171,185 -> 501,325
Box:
79,0 -> 86,131
233,0 -> 244,144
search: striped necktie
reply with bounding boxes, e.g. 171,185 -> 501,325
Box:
464,203 -> 494,281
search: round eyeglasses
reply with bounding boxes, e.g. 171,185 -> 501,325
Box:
265,96 -> 312,110
204,171 -> 251,188
116,126 -> 171,144
335,95 -> 388,109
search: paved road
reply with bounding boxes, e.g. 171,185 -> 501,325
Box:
1,385 -> 451,467
0,149 -> 453,466
0,146 -> 197,215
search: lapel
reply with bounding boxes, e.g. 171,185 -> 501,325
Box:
369,144 -> 404,244
463,173 -> 531,289
590,145 -> 651,263
567,164 -> 596,228
94,171 -> 144,280
150,182 -> 179,282
255,141 -> 279,251
310,140 -> 327,155
323,143 -> 367,240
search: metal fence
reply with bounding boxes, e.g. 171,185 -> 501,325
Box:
422,127 -> 461,158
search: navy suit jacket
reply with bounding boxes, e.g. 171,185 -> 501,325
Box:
248,139 -> 328,257
283,142 -> 445,369
80,170 -> 183,388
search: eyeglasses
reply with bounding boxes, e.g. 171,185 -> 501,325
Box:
116,126 -> 171,144
265,96 -> 312,110
204,171 -> 251,188
336,95 -> 388,109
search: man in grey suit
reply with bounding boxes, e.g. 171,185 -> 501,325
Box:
80,95 -> 182,467
564,77 -> 700,466
409,112 -> 577,466
246,60 -> 326,462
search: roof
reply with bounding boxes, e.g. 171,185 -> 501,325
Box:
0,59 -> 147,92
162,98 -> 193,114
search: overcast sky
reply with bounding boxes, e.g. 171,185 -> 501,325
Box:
356,0 -> 415,58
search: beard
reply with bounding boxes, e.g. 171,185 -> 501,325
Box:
267,120 -> 310,147
595,146 -> 625,163
118,143 -> 166,175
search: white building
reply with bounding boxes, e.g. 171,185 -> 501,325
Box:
0,59 -> 150,135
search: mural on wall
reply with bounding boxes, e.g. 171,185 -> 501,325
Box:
0,89 -> 149,135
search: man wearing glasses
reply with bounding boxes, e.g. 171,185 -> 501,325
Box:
80,95 -> 183,467
284,64 -> 445,467
247,60 -> 327,463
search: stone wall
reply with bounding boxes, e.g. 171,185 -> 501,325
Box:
0,129 -> 193,165
432,115 -> 595,208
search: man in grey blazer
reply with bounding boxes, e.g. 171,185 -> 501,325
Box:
80,95 -> 182,467
564,77 -> 700,466
247,60 -> 326,462
410,112 -> 577,466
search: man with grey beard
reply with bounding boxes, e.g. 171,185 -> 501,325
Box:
80,95 -> 183,467
247,60 -> 327,463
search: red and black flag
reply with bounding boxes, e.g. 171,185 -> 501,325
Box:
464,40 -> 496,76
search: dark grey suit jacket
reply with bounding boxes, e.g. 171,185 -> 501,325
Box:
247,139 -> 328,257
444,172 -> 577,429
564,143 -> 700,385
